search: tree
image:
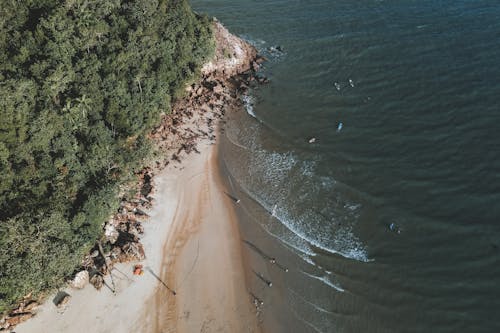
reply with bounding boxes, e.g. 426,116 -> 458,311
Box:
0,0 -> 214,313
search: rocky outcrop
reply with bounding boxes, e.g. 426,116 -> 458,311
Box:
150,19 -> 266,166
202,20 -> 259,79
0,295 -> 37,331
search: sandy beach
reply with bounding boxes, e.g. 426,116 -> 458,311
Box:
14,146 -> 186,333
142,142 -> 260,333
15,127 -> 259,333
13,20 -> 261,333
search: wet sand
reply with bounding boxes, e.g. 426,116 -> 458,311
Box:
143,142 -> 260,333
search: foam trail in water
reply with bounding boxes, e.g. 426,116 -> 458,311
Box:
242,94 -> 258,119
287,288 -> 335,314
267,229 -> 318,258
225,131 -> 251,151
240,35 -> 286,64
240,35 -> 267,50
300,270 -> 345,292
297,252 -> 317,266
290,305 -> 327,333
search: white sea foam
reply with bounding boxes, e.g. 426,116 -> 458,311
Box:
229,176 -> 318,258
301,270 -> 345,292
242,94 -> 257,118
300,159 -> 316,177
272,204 -> 371,262
297,252 -> 317,266
265,225 -> 318,258
250,150 -> 370,262
225,123 -> 372,263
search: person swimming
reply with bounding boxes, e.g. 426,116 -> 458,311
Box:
389,222 -> 401,234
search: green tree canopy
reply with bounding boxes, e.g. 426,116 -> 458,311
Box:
0,0 -> 213,313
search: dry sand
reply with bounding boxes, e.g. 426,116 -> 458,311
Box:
13,144 -> 195,333
16,136 -> 259,333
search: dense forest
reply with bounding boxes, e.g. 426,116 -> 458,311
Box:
0,0 -> 213,313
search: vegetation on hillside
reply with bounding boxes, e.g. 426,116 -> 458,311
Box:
0,0 -> 213,313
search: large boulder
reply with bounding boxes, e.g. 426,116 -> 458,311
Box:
71,270 -> 89,289
105,224 -> 119,244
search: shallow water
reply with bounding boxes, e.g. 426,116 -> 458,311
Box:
192,1 -> 500,332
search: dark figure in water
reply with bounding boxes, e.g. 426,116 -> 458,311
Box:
243,240 -> 289,272
389,222 -> 401,234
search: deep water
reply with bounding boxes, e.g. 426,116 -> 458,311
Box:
191,1 -> 500,332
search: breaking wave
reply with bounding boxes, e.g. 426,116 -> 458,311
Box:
223,119 -> 371,262
246,148 -> 371,262
242,93 -> 257,118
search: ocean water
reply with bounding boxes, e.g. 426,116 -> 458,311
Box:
191,1 -> 500,332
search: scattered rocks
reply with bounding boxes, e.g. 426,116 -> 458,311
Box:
133,207 -> 148,216
213,83 -> 224,94
76,166 -> 155,291
0,292 -> 39,330
140,171 -> 153,198
71,270 -> 89,289
90,273 -> 104,290
267,45 -> 284,54
52,291 -> 70,307
122,242 -> 145,261
0,295 -> 38,331
2,313 -> 33,329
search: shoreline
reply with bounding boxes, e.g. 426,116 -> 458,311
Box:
14,20 -> 263,333
142,140 -> 260,332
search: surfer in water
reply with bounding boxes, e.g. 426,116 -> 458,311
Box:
389,222 -> 401,234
